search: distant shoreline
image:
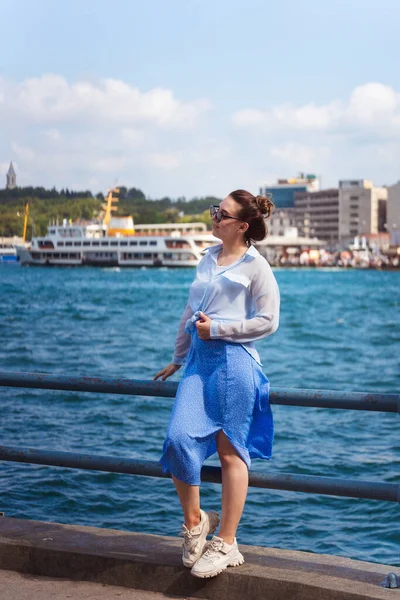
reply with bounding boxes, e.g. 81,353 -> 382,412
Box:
271,265 -> 400,271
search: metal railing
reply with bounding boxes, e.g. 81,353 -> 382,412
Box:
1,370 -> 399,412
0,370 -> 399,505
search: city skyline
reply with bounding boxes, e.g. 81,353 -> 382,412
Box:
1,0 -> 400,197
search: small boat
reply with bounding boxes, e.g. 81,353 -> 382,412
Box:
0,243 -> 20,264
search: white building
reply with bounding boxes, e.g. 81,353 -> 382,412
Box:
338,180 -> 387,241
386,182 -> 400,245
267,207 -> 297,236
295,188 -> 339,244
261,173 -> 320,239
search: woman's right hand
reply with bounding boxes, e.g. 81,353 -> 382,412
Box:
153,363 -> 181,381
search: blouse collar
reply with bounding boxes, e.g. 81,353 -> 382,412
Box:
202,243 -> 258,263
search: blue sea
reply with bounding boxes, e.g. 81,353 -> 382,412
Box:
1,265 -> 399,567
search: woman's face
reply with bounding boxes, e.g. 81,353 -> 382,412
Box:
212,195 -> 248,243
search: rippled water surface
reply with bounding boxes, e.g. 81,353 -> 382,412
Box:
1,265 -> 399,566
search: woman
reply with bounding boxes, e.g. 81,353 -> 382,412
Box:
154,189 -> 280,578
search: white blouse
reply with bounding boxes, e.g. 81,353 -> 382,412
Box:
172,243 -> 280,366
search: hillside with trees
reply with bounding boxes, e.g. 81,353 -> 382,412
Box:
0,186 -> 220,237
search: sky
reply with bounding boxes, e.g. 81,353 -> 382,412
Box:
1,0 -> 400,198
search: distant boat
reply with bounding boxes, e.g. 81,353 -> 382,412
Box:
0,243 -> 20,264
16,188 -> 218,268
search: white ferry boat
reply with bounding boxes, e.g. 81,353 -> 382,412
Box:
16,221 -> 218,267
16,189 -> 218,267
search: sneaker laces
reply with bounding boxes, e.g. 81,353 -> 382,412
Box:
179,526 -> 192,541
179,526 -> 198,555
202,537 -> 225,557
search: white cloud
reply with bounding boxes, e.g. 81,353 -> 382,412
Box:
232,83 -> 400,135
346,83 -> 399,126
121,128 -> 144,147
43,128 -> 62,142
91,156 -> 128,173
229,82 -> 400,191
189,143 -> 229,165
270,143 -> 330,169
147,152 -> 182,170
0,74 -> 212,130
11,143 -> 36,162
233,102 -> 342,131
1,76 -> 400,197
0,74 -> 222,194
0,160 -> 13,174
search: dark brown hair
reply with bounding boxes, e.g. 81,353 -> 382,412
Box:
228,189 -> 274,244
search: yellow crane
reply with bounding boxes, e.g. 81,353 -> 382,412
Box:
102,187 -> 120,226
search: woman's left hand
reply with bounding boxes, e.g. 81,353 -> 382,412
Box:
195,311 -> 212,340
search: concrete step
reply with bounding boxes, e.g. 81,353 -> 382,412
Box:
0,516 -> 397,600
0,569 -> 195,600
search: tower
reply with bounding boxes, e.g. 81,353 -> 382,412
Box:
6,162 -> 17,189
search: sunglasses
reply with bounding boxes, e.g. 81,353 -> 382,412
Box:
209,205 -> 242,224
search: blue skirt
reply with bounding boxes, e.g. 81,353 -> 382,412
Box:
159,331 -> 274,485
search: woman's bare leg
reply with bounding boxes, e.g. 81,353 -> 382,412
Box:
172,476 -> 201,529
217,431 -> 249,544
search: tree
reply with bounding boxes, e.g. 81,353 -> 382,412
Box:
0,185 -> 220,236
127,187 -> 145,199
163,208 -> 180,223
118,186 -> 127,200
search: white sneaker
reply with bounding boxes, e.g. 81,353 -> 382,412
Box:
179,509 -> 220,568
190,535 -> 244,578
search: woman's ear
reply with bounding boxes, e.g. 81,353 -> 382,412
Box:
239,222 -> 249,234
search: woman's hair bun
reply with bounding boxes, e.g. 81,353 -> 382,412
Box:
228,189 -> 275,243
254,194 -> 274,218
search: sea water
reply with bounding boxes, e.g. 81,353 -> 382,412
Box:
0,265 -> 399,566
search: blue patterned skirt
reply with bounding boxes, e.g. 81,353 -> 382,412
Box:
159,330 -> 274,485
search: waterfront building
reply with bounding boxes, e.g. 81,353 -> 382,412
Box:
260,174 -> 320,240
295,188 -> 339,244
256,229 -> 325,265
260,173 -> 320,209
386,181 -> 400,245
338,180 -> 387,241
6,162 -> 17,189
267,207 -> 297,236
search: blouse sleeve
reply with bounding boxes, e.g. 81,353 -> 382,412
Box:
209,266 -> 280,343
171,302 -> 194,365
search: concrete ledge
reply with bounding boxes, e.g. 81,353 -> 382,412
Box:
0,517 -> 396,600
